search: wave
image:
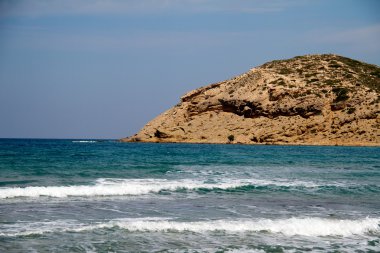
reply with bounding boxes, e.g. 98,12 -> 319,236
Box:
0,178 -> 376,199
72,140 -> 97,143
106,217 -> 380,237
0,178 -> 255,199
1,217 -> 379,237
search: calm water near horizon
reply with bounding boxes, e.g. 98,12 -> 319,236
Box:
0,139 -> 379,252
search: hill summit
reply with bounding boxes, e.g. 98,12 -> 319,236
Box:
122,54 -> 380,146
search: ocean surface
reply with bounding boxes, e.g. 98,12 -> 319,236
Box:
0,139 -> 379,253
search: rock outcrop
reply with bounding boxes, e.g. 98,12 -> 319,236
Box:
121,54 -> 380,146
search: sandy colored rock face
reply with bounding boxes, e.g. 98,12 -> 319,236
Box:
121,54 -> 380,146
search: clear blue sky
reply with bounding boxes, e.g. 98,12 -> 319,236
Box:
0,0 -> 379,139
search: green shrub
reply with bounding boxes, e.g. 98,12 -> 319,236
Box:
339,57 -> 362,69
228,135 -> 235,142
371,70 -> 380,78
332,87 -> 349,102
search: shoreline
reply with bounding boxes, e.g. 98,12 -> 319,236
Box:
120,139 -> 380,147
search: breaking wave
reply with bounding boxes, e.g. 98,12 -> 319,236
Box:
0,179 -> 241,198
0,177 -> 347,199
71,140 -> 97,143
1,217 -> 379,237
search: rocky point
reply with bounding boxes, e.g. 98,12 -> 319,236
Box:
121,54 -> 380,146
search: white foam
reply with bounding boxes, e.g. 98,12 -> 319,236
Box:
226,249 -> 265,253
72,140 -> 97,143
0,179 -> 242,199
0,177 -> 328,199
111,217 -> 380,237
1,217 -> 378,237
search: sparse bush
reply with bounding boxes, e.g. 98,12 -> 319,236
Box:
307,78 -> 319,84
324,79 -> 339,86
344,73 -> 353,78
279,68 -> 292,75
227,135 -> 235,142
371,70 -> 380,78
339,57 -> 362,68
329,60 -> 341,68
332,87 -> 350,103
347,107 -> 356,114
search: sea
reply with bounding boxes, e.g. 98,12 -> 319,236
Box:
0,139 -> 379,253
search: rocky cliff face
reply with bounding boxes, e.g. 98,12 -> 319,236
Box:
121,54 -> 380,146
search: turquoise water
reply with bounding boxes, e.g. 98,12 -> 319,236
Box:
0,139 -> 379,252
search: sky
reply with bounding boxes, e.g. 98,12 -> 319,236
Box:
0,0 -> 379,139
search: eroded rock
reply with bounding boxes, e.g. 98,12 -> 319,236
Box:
121,54 -> 380,146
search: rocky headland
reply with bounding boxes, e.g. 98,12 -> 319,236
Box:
121,54 -> 380,146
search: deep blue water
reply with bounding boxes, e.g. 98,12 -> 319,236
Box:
0,139 -> 379,252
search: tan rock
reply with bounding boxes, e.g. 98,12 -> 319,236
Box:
121,54 -> 380,146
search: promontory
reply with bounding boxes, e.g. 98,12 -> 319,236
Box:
121,54 -> 380,146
